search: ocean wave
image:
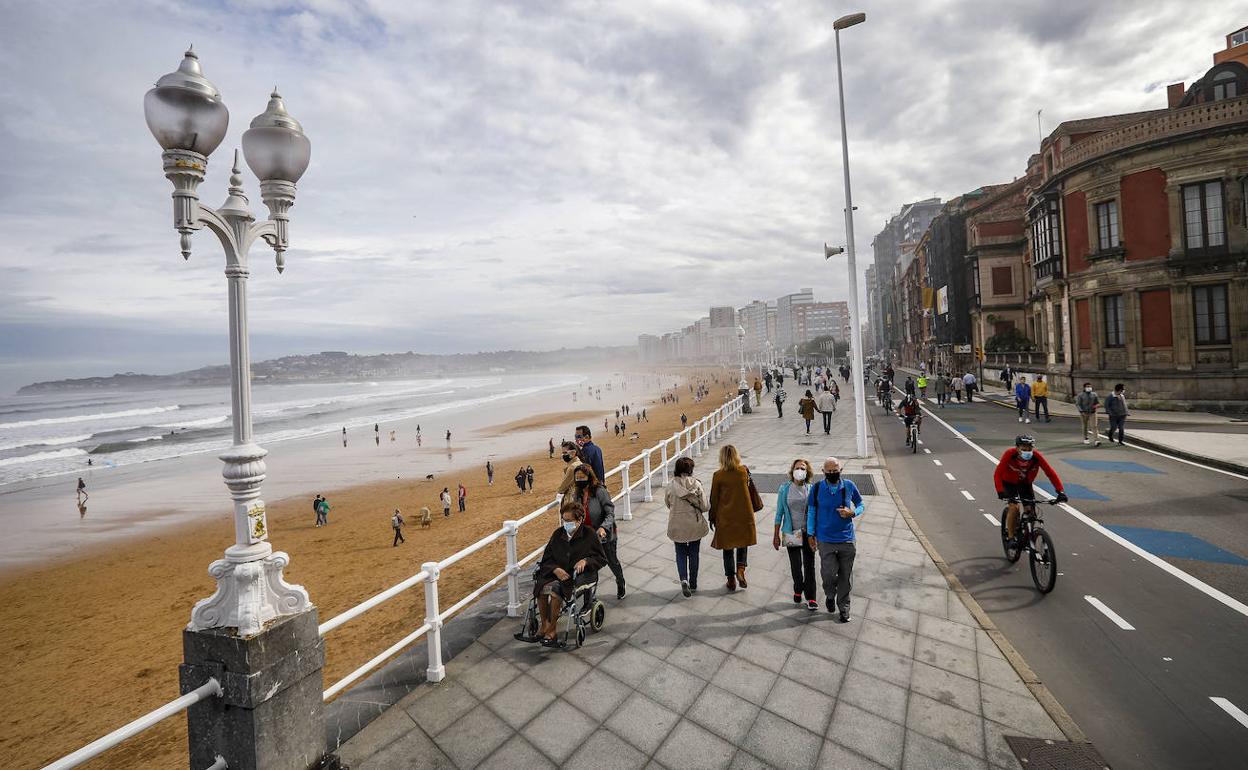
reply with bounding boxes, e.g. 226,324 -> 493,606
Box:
127,435 -> 165,443
0,434 -> 93,452
0,405 -> 181,430
155,415 -> 229,429
0,448 -> 87,467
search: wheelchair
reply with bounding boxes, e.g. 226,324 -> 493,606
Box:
514,565 -> 606,648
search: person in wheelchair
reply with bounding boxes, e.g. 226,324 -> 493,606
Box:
528,498 -> 607,647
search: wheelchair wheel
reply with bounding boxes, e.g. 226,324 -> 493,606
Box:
591,601 -> 605,631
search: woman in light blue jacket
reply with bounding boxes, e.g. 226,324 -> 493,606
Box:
772,458 -> 817,610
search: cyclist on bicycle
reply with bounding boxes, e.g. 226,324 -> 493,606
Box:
896,393 -> 921,445
993,435 -> 1068,546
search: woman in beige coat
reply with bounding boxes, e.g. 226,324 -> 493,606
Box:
709,444 -> 758,591
665,456 -> 709,597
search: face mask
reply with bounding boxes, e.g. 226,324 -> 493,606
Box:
575,478 -> 588,488
1084,387 -> 1092,393
1019,450 -> 1034,461
561,452 -> 572,462
825,471 -> 841,483
563,520 -> 578,535
793,468 -> 807,482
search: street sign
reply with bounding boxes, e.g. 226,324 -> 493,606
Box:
955,344 -> 972,353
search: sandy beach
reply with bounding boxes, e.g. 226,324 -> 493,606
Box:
0,369 -> 737,769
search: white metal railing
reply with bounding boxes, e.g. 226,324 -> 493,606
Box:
43,393 -> 747,770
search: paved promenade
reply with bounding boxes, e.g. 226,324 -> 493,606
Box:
337,390 -> 1069,769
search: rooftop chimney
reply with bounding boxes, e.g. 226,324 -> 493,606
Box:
1167,82 -> 1185,109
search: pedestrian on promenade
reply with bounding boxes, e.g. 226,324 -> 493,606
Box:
830,378 -> 840,404
753,378 -> 763,406
815,388 -> 837,435
525,465 -> 535,492
774,386 -> 787,418
807,457 -> 865,621
1032,375 -> 1050,422
549,438 -> 555,459
952,374 -> 963,403
764,371 -> 773,392
934,373 -> 948,407
665,457 -> 709,597
774,458 -> 817,611
709,444 -> 760,592
440,487 -> 452,517
574,425 -> 606,486
917,372 -> 928,399
798,390 -> 817,434
391,509 -> 405,546
573,465 -> 626,599
556,440 -> 584,498
1076,382 -> 1102,446
457,483 -> 467,512
1106,383 -> 1129,445
487,460 -> 494,485
963,371 -> 977,402
528,499 -> 606,647
1015,375 -> 1032,424
1001,365 -> 1013,389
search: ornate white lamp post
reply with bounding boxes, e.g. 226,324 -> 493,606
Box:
145,49 -> 312,636
736,325 -> 748,390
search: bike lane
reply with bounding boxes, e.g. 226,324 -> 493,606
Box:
871,395 -> 1248,770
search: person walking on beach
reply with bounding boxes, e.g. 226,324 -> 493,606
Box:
665,456 -> 709,597
445,429 -> 451,444
457,483 -> 467,512
1032,375 -> 1050,422
774,458 -> 817,610
312,494 -> 323,526
392,509 -> 405,546
1076,382 -> 1102,446
486,460 -> 494,485
574,425 -> 606,486
815,387 -> 837,435
549,438 -> 555,459
77,477 -> 88,502
709,444 -> 760,592
316,496 -> 330,526
807,456 -> 865,622
681,413 -> 688,429
440,487 -> 452,517
525,465 -> 535,492
516,467 -> 527,494
1106,383 -> 1129,445
798,390 -> 817,435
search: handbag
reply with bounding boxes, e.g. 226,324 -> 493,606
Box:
747,472 -> 764,513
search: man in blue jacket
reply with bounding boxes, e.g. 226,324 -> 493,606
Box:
806,456 -> 865,622
574,425 -> 606,485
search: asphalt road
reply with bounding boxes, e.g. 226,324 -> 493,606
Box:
870,383 -> 1248,770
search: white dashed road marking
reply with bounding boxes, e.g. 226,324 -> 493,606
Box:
960,490 -> 975,501
944,472 -> 957,481
1085,595 -> 1136,630
983,513 -> 999,526
1210,698 -> 1248,729
923,448 -> 932,454
933,459 -> 942,466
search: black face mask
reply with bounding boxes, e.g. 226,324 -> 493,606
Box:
825,471 -> 841,483
562,452 -> 572,462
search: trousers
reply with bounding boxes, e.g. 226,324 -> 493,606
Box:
602,538 -> 626,588
822,412 -> 833,433
1108,415 -> 1127,443
722,547 -> 748,575
818,541 -> 856,611
392,528 -> 405,546
787,539 -> 817,600
1033,397 -> 1049,420
674,539 -> 701,587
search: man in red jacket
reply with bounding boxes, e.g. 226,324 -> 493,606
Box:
994,435 -> 1068,545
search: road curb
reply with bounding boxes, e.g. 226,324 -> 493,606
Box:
867,427 -> 1091,745
1116,434 -> 1248,476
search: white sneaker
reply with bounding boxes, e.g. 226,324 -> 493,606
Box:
1018,417 -> 1023,423
1083,439 -> 1089,444
1025,418 -> 1031,424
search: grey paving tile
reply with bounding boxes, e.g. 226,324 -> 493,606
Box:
628,617 -> 686,659
865,602 -> 920,632
916,613 -> 976,651
909,660 -> 981,715
565,727 -> 648,770
902,729 -> 990,770
947,596 -> 977,626
563,667 -> 633,723
828,702 -> 905,769
838,669 -> 908,725
477,733 -> 556,770
486,673 -> 558,729
857,619 -> 918,659
742,710 -> 824,770
975,654 -> 1029,697
728,748 -> 775,769
733,630 -> 792,673
431,702 -> 512,769
905,692 -> 985,758
974,629 -> 1005,660
604,641 -> 668,687
353,724 -> 456,770
521,649 -> 593,695
403,679 -> 479,737
687,683 -> 763,744
521,697 -> 599,764
980,682 -> 1063,739
335,705 -> 418,768
710,654 -> 780,706
796,623 -> 856,664
983,718 -> 1031,769
667,636 -> 731,681
780,648 -> 846,696
609,691 -> 682,755
848,640 -> 913,688
815,742 -> 890,769
640,660 -> 710,713
763,676 -> 835,735
914,635 -> 977,680
456,654 -> 523,700
655,718 -> 738,770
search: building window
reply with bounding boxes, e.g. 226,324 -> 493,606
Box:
991,266 -> 1013,296
1212,71 -> 1238,101
1193,284 -> 1230,345
1030,198 -> 1062,277
1233,28 -> 1248,47
1182,181 -> 1225,252
1103,295 -> 1125,348
1095,200 -> 1119,251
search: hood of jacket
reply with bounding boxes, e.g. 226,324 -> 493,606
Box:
670,475 -> 702,498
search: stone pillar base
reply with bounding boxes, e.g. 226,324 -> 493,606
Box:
181,608 -> 339,770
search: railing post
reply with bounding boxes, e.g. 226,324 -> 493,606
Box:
503,521 -> 521,617
661,442 -> 670,486
423,561 -> 445,682
643,452 -> 653,502
693,422 -> 702,456
701,418 -> 711,451
619,462 -> 633,521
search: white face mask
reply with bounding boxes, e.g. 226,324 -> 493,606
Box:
793,468 -> 808,482
1084,387 -> 1093,393
562,520 -> 578,535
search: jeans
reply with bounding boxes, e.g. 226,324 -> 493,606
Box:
818,541 -> 856,612
392,528 -> 405,546
776,401 -> 784,417
1034,397 -> 1049,420
1017,400 -> 1029,418
822,412 -> 833,433
722,547 -> 749,576
965,384 -> 976,402
1108,415 -> 1127,443
804,419 -> 812,433
602,538 -> 626,589
674,539 -> 701,587
787,539 -> 817,600
458,499 -> 465,512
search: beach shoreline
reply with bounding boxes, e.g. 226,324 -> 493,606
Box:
0,368 -> 738,770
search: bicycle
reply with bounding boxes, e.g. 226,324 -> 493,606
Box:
903,412 -> 922,453
999,497 -> 1060,593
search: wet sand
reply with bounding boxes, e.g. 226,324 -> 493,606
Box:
0,370 -> 737,770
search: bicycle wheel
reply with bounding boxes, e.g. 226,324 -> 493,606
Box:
1000,510 -> 1022,563
911,426 -> 918,453
1029,528 -> 1057,593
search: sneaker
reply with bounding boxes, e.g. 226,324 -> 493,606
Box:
681,580 -> 692,598
839,612 -> 852,623
1083,439 -> 1090,444
617,584 -> 626,600
807,600 -> 818,611
1094,440 -> 1102,447
1025,418 -> 1031,424
1018,417 -> 1023,423
826,601 -> 836,614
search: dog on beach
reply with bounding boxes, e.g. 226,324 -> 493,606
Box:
425,473 -> 435,480
629,432 -> 640,442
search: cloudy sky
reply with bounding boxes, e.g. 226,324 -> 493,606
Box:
0,0 -> 1231,392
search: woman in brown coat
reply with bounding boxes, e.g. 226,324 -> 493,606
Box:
798,390 -> 817,435
709,444 -> 758,591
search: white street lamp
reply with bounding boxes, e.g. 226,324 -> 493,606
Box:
736,325 -> 748,390
832,11 -> 869,459
145,49 -> 312,636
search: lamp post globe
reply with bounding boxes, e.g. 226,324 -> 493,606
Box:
242,90 -> 311,184
143,48 -> 229,156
